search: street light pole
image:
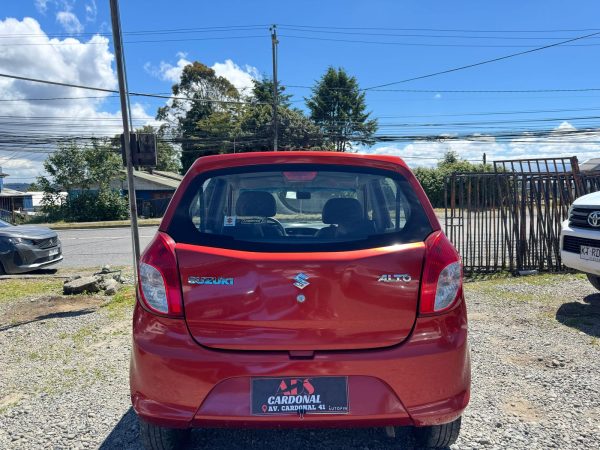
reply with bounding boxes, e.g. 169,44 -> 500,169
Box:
109,0 -> 141,275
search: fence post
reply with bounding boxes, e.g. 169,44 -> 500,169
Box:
571,156 -> 585,196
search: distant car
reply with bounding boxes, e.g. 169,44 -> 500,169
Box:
131,152 -> 470,450
0,219 -> 62,274
560,191 -> 600,289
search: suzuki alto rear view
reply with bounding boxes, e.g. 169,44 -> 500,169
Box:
130,151 -> 470,449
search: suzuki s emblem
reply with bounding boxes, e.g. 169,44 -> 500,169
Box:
588,211 -> 600,227
293,273 -> 310,289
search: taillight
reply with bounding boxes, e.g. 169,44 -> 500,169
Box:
138,232 -> 183,317
420,231 -> 463,315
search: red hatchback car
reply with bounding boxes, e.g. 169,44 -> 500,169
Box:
130,152 -> 470,449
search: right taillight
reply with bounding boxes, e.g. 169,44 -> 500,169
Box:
420,231 -> 463,315
138,232 -> 183,318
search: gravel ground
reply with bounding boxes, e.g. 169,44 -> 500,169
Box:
0,272 -> 598,449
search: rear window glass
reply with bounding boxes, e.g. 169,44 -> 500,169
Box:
168,164 -> 432,252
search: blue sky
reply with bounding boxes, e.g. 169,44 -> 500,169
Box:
2,0 -> 600,180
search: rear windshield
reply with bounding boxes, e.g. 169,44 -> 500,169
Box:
167,164 -> 433,252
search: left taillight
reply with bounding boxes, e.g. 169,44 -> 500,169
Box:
138,232 -> 183,318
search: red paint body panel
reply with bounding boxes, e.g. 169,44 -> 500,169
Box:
131,152 -> 470,431
130,297 -> 469,429
177,242 -> 424,351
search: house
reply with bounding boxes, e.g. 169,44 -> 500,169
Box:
110,170 -> 182,218
0,166 -> 34,221
579,157 -> 600,172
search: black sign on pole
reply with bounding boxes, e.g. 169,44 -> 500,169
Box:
121,133 -> 157,168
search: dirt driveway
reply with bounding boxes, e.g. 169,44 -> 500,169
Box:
0,273 -> 598,449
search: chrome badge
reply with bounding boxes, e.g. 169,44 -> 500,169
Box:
188,276 -> 234,286
293,273 -> 310,289
587,211 -> 600,227
378,274 -> 412,283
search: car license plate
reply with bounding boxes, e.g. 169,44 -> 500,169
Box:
580,245 -> 600,262
251,376 -> 348,415
48,248 -> 59,257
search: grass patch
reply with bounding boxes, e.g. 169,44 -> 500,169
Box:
0,279 -> 63,303
102,285 -> 135,317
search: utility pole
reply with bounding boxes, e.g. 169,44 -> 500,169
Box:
483,152 -> 487,166
270,25 -> 279,151
110,0 -> 141,275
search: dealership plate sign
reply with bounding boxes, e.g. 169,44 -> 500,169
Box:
251,377 -> 349,415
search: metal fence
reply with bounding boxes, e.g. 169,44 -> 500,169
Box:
445,157 -> 600,274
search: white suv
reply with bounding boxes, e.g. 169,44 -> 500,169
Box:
560,191 -> 600,290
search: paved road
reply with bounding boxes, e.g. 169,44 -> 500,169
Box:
55,226 -> 158,269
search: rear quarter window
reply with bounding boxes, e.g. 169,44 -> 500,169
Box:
168,164 -> 433,252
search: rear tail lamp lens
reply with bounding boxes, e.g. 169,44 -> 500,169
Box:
138,232 -> 183,317
420,231 -> 463,315
139,263 -> 168,313
435,261 -> 462,311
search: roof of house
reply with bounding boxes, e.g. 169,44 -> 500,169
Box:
0,187 -> 32,198
153,170 -> 184,181
580,157 -> 600,172
119,170 -> 181,190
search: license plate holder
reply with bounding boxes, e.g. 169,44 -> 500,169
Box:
251,376 -> 349,415
580,245 -> 600,262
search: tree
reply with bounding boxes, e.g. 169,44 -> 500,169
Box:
156,61 -> 240,171
135,125 -> 181,173
306,67 -> 378,152
413,151 -> 492,207
225,78 -> 324,152
37,140 -> 128,222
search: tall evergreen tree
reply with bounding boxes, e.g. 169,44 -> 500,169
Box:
306,67 -> 378,152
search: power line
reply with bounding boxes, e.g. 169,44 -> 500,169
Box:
363,30 -> 600,90
279,34 -> 600,48
0,72 -> 267,105
277,24 -> 600,33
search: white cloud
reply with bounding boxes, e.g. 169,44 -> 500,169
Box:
362,122 -> 600,168
146,53 -> 192,83
211,59 -> 260,93
56,11 -> 83,33
35,0 -> 50,14
85,0 -> 97,22
0,17 -> 155,181
146,54 -> 260,92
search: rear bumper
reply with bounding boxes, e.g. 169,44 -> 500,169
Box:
560,220 -> 600,276
130,299 -> 470,429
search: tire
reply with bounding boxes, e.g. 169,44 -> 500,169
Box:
413,416 -> 461,448
586,273 -> 600,291
139,418 -> 190,450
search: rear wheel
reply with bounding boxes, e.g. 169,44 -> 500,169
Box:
413,416 -> 461,448
139,418 -> 190,450
586,273 -> 600,291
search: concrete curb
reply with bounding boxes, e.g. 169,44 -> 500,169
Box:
38,219 -> 161,230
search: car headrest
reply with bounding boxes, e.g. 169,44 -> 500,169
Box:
235,191 -> 276,217
322,198 -> 364,224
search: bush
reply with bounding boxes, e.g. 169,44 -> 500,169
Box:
41,190 -> 129,223
413,153 -> 491,208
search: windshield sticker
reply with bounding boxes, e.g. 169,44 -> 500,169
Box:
223,215 -> 236,227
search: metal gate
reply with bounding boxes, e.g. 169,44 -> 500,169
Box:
445,157 -> 600,274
